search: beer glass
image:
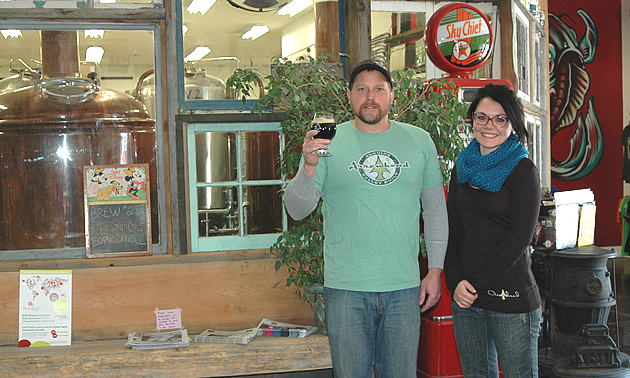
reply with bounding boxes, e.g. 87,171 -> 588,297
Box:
310,111 -> 336,157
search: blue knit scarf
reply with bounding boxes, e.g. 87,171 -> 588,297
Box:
456,133 -> 528,192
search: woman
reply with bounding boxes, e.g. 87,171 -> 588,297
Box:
444,83 -> 542,377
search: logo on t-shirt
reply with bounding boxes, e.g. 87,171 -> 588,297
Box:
487,289 -> 520,300
347,150 -> 410,186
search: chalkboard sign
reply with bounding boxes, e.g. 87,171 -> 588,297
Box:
87,202 -> 150,257
84,164 -> 152,258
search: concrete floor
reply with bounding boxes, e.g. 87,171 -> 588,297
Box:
610,259 -> 630,354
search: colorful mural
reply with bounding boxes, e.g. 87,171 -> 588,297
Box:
549,1 -> 624,247
549,9 -> 602,180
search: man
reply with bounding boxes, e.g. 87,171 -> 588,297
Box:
283,60 -> 447,377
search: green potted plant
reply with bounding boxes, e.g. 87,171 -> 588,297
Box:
227,54 -> 469,333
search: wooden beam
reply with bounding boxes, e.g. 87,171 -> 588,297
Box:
0,9 -> 165,21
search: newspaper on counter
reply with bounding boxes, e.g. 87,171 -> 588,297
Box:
125,329 -> 191,350
194,318 -> 318,344
256,318 -> 318,338
194,326 -> 260,345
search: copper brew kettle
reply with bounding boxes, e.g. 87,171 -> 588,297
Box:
0,31 -> 157,251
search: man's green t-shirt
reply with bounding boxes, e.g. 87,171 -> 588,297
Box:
315,120 -> 443,292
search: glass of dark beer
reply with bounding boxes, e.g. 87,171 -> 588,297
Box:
311,111 -> 336,157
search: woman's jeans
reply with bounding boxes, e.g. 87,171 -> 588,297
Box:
324,286 -> 421,378
451,301 -> 543,378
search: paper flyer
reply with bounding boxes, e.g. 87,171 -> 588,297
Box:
577,204 -> 597,247
554,203 -> 580,250
18,270 -> 72,347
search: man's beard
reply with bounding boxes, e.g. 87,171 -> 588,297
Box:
354,103 -> 389,125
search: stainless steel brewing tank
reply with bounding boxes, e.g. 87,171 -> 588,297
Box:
0,78 -> 157,250
136,67 -> 226,118
0,59 -> 41,94
0,73 -> 36,94
137,68 -> 229,209
184,67 -> 226,100
196,132 -> 232,210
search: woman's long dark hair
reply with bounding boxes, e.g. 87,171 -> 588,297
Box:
466,83 -> 529,143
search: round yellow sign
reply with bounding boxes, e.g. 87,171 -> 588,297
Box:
53,298 -> 69,314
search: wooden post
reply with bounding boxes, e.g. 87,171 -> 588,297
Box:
315,0 -> 340,59
341,0 -> 372,75
498,0 -> 517,88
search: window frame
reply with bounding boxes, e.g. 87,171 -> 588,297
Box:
513,4 -> 531,102
0,18 -> 168,262
185,120 -> 288,253
174,0 -> 261,112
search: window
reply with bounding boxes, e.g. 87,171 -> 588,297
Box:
0,19 -> 165,260
185,121 -> 287,252
372,1 -> 438,80
177,0 -> 317,251
525,112 -> 548,188
531,30 -> 546,107
179,0 -> 316,110
514,4 -> 530,101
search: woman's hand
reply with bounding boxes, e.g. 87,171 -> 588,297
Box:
453,280 -> 478,309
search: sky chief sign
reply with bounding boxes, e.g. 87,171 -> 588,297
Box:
426,3 -> 494,75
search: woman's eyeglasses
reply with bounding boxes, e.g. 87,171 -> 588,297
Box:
472,113 -> 509,129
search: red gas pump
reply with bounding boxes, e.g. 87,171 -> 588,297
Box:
418,3 -> 512,377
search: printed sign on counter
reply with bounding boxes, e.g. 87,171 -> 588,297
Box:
155,308 -> 183,331
18,270 -> 72,347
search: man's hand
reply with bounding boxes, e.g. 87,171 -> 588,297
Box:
419,268 -> 443,312
302,129 -> 330,175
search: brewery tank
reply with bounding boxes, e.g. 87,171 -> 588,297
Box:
0,31 -> 157,251
0,59 -> 39,94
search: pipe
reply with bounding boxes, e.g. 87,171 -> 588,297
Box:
40,31 -> 80,79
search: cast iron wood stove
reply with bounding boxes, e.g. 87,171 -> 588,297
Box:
532,245 -> 630,377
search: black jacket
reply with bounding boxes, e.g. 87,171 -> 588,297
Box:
445,158 -> 541,313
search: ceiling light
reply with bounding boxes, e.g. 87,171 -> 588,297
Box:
1,30 -> 22,39
85,30 -> 104,39
278,0 -> 312,17
241,25 -> 269,40
185,46 -> 211,62
187,0 -> 216,15
244,0 -> 277,8
86,46 -> 105,64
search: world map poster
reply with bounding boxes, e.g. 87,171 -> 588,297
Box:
18,270 -> 72,347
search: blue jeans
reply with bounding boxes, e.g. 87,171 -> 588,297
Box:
324,286 -> 421,378
451,302 -> 542,378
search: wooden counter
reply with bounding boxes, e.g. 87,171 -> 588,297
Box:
0,333 -> 332,377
